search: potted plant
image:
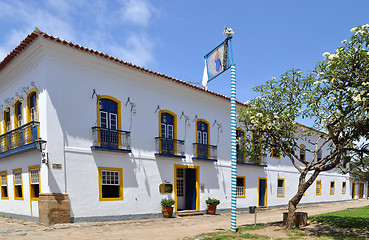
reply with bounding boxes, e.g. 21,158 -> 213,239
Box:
161,198 -> 175,218
206,197 -> 220,215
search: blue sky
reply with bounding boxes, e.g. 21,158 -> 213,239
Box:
0,0 -> 368,127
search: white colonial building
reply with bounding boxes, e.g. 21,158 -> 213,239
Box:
0,29 -> 363,224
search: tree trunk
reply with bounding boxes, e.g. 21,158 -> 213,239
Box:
285,169 -> 320,229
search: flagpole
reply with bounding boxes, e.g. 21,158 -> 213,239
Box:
229,49 -> 237,233
223,27 -> 237,233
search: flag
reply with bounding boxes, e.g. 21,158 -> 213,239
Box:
202,59 -> 208,89
203,39 -> 230,88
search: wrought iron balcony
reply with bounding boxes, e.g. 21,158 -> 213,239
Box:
192,143 -> 217,161
155,137 -> 185,158
237,150 -> 267,166
0,121 -> 39,157
91,127 -> 131,152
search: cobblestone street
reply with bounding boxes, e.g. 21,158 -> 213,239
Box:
1,199 -> 368,240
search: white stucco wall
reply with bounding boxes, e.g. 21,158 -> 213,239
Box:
0,35 -> 354,219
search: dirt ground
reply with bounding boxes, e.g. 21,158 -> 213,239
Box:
0,199 -> 368,240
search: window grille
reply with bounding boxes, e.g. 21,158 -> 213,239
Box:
30,169 -> 39,184
316,181 -> 321,195
1,174 -> 6,186
177,179 -> 184,197
14,171 -> 22,186
236,186 -> 244,196
102,170 -> 119,185
277,179 -> 284,196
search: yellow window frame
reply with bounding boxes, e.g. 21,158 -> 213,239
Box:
236,176 -> 246,198
0,170 -> 9,200
98,167 -> 123,201
13,168 -> 24,200
342,181 -> 346,194
316,180 -> 321,195
330,181 -> 335,195
158,110 -> 177,154
277,178 -> 285,197
28,165 -> 40,201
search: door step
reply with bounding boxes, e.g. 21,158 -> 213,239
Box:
176,210 -> 204,217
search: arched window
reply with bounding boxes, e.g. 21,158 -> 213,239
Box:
3,108 -> 11,133
196,119 -> 209,159
27,91 -> 37,122
300,144 -> 306,161
14,100 -> 23,128
97,96 -> 121,149
196,120 -> 209,145
158,110 -> 177,156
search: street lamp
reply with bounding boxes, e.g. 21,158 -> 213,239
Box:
35,138 -> 48,165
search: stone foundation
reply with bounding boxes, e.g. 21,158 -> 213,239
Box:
38,193 -> 70,225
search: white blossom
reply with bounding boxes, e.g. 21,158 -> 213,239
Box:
322,52 -> 330,57
341,39 -> 347,44
352,94 -> 361,102
329,97 -> 336,101
256,113 -> 263,117
362,82 -> 369,86
351,27 -> 357,33
313,81 -> 321,85
272,77 -> 276,80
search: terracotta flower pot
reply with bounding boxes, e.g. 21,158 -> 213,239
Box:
207,204 -> 217,215
162,206 -> 174,218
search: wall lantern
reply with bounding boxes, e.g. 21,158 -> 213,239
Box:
35,138 -> 48,165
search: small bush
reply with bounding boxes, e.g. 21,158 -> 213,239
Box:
161,198 -> 175,207
206,197 -> 220,206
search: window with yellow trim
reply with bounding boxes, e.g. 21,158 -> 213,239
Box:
13,168 -> 23,200
97,96 -> 121,149
342,181 -> 346,194
1,171 -> 8,200
98,167 -> 123,201
277,178 -> 285,197
14,100 -> 23,128
3,108 -> 11,132
299,144 -> 306,161
159,110 -> 177,155
330,181 -> 335,195
236,176 -> 245,198
316,180 -> 321,195
27,91 -> 38,122
272,148 -> 280,159
28,165 -> 40,200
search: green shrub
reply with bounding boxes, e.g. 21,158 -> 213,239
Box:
206,197 -> 220,206
161,198 -> 175,207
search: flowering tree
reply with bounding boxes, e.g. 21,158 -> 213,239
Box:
238,24 -> 369,229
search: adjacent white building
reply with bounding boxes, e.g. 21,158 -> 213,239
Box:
0,29 -> 362,223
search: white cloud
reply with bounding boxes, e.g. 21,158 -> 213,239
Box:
0,0 -> 158,67
113,33 -> 154,67
118,0 -> 155,27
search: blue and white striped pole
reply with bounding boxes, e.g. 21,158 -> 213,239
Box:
230,64 -> 237,232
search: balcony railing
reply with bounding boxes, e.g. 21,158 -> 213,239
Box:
91,127 -> 131,152
192,143 -> 217,161
155,137 -> 185,158
237,150 -> 267,166
0,121 -> 39,154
